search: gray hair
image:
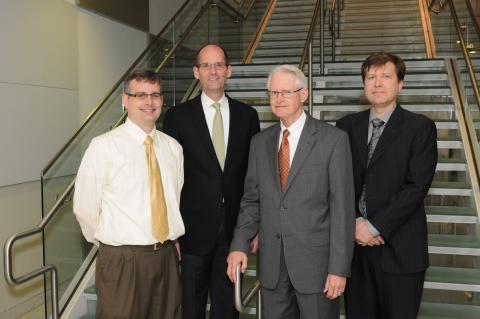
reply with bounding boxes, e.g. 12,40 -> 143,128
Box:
267,65 -> 308,90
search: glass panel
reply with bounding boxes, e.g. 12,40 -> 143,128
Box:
430,0 -> 480,58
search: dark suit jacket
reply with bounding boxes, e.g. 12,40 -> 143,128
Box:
336,105 -> 437,274
163,94 -> 260,254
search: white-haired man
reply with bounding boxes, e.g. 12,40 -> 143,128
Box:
227,65 -> 355,318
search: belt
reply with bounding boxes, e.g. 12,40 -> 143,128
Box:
100,241 -> 172,251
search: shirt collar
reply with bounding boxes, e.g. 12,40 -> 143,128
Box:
369,104 -> 396,124
201,92 -> 227,109
280,111 -> 307,135
124,118 -> 156,146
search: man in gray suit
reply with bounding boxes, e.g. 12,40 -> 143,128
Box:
227,65 -> 355,318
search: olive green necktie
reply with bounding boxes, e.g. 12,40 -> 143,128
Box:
145,136 -> 169,243
211,103 -> 225,170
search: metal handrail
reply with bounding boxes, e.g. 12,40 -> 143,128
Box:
41,0 -> 193,177
4,179 -> 75,319
299,0 -> 322,70
243,0 -> 278,63
447,0 -> 480,112
328,0 -> 341,61
234,265 -> 261,318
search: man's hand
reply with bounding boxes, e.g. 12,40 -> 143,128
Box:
250,233 -> 259,254
323,274 -> 346,300
367,235 -> 385,246
227,251 -> 248,283
174,240 -> 181,261
355,218 -> 374,246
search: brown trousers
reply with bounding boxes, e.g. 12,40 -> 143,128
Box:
96,241 -> 181,319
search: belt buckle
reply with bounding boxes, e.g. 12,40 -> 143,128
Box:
153,242 -> 161,250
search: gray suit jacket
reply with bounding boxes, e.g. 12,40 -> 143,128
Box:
230,114 -> 355,294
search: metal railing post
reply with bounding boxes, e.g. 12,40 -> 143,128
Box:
308,40 -> 313,116
320,0 -> 325,74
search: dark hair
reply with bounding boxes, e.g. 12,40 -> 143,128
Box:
123,69 -> 162,93
195,43 -> 230,66
361,52 -> 406,82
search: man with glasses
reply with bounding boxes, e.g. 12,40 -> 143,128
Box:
163,44 -> 260,319
74,70 -> 184,318
227,65 -> 355,319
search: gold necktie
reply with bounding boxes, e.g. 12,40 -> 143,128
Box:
278,129 -> 290,192
145,136 -> 169,243
211,103 -> 225,170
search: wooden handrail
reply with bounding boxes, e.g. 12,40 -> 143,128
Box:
242,0 -> 278,63
419,0 -> 437,58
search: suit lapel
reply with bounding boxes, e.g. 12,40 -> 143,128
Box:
368,105 -> 404,167
224,97 -> 237,173
352,110 -> 370,168
283,115 -> 317,195
191,96 -> 222,171
267,125 -> 282,196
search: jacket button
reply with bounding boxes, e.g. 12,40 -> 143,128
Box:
276,234 -> 280,239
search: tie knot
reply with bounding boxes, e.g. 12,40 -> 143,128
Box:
282,129 -> 290,139
371,118 -> 385,129
145,136 -> 153,146
211,102 -> 221,111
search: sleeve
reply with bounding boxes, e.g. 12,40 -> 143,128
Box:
229,137 -> 261,255
369,119 -> 437,240
177,144 -> 184,202
73,140 -> 107,245
249,109 -> 261,138
163,109 -> 180,143
327,131 -> 356,277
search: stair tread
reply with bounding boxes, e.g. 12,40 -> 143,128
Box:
429,234 -> 480,249
426,266 -> 480,286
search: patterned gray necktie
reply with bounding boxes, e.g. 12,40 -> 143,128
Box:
358,118 -> 385,218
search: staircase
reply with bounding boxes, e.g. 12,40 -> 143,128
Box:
9,0 -> 480,318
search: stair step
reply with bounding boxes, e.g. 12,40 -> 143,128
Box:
425,266 -> 480,292
429,234 -> 480,256
428,181 -> 471,196
418,302 -> 480,319
426,206 -> 478,224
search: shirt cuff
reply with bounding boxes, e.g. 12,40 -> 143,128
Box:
356,217 -> 380,237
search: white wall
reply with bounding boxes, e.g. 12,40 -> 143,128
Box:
0,0 -> 79,187
149,0 -> 188,35
78,9 -> 148,121
0,181 -> 44,319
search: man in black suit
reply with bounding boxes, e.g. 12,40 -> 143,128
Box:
336,52 -> 437,319
163,44 -> 260,319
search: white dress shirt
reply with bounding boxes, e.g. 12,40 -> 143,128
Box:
201,92 -> 230,154
73,118 -> 185,246
278,111 -> 307,165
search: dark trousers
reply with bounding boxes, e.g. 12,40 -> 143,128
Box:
345,245 -> 425,319
261,242 -> 339,319
180,232 -> 238,319
95,242 -> 181,319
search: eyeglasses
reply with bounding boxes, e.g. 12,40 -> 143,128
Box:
267,88 -> 303,98
196,62 -> 228,70
125,92 -> 163,100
